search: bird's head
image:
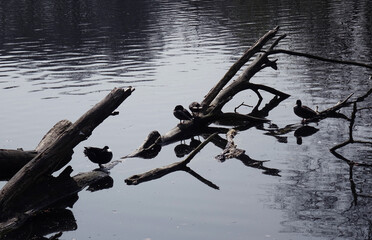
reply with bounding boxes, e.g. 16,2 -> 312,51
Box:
103,146 -> 111,152
174,105 -> 184,111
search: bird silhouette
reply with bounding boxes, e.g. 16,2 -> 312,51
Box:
84,146 -> 113,167
173,105 -> 193,123
293,100 -> 318,121
189,101 -> 202,116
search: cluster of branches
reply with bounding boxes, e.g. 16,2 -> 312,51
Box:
0,26 -> 371,239
124,26 -> 371,189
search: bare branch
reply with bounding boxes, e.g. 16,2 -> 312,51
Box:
201,26 -> 280,108
268,49 -> 372,69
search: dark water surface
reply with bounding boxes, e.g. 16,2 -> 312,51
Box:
1,1 -> 371,239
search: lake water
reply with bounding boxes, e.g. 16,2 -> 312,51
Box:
0,1 -> 371,239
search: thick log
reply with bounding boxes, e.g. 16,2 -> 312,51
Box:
0,166 -> 111,235
0,87 -> 134,222
0,150 -> 37,180
0,120 -> 73,180
35,119 -> 72,152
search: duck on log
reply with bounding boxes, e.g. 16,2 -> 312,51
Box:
0,87 -> 134,234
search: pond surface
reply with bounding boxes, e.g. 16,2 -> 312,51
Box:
0,1 -> 371,239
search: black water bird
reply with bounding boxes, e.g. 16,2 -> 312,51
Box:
189,101 -> 202,116
84,146 -> 113,167
293,100 -> 318,121
173,105 -> 193,123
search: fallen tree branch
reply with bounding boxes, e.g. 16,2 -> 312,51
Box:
128,26 -> 370,181
125,133 -> 219,189
202,26 -> 280,108
0,87 -> 134,224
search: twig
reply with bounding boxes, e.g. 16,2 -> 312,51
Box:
234,102 -> 253,113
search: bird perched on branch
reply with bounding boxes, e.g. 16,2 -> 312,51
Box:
84,146 -> 113,167
293,99 -> 318,121
189,101 -> 202,116
173,105 -> 193,123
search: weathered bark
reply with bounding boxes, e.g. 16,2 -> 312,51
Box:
0,87 -> 134,225
35,119 -> 73,152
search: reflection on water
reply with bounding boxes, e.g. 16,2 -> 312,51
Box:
0,0 -> 371,239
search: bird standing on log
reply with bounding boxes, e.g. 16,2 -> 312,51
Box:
189,101 -> 202,116
84,146 -> 113,167
293,99 -> 318,121
173,105 -> 193,123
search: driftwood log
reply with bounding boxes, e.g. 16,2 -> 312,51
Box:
0,87 -> 134,235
